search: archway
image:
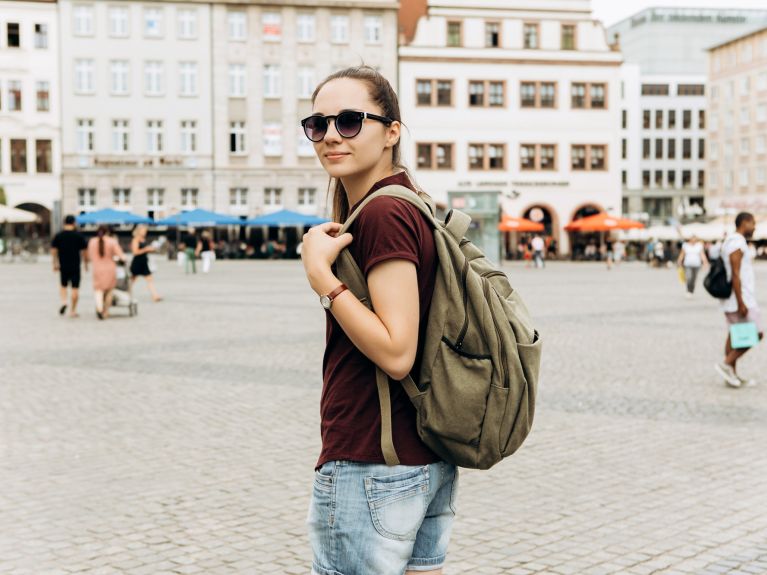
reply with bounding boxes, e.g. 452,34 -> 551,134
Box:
569,203 -> 603,261
522,204 -> 559,257
13,202 -> 51,239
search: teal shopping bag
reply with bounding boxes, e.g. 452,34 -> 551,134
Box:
730,322 -> 760,349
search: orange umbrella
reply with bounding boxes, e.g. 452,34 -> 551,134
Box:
498,215 -> 545,233
565,212 -> 644,232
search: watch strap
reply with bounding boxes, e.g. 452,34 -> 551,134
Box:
326,283 -> 348,302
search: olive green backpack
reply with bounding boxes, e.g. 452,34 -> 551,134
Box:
335,184 -> 541,470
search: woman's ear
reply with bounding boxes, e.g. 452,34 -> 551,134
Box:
385,121 -> 401,149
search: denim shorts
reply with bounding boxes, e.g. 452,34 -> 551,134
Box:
307,460 -> 459,575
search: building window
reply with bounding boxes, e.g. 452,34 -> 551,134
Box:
642,138 -> 650,160
521,82 -> 536,108
591,146 -> 605,170
76,119 -> 94,153
677,84 -> 704,96
589,84 -> 605,108
74,60 -> 95,94
78,188 -> 96,210
331,15 -> 349,44
757,135 -> 766,154
741,106 -> 750,125
571,83 -> 586,108
147,188 -> 165,209
523,23 -> 539,49
621,138 -> 627,159
655,138 -> 663,159
229,64 -> 246,97
655,110 -> 663,129
180,120 -> 197,153
698,138 -> 705,160
642,170 -> 650,187
654,170 -> 663,187
229,121 -> 246,154
262,12 -> 282,42
417,143 -> 432,169
179,62 -> 197,97
263,65 -> 281,98
540,82 -> 555,108
698,171 -> 705,188
668,110 -> 676,129
264,188 -> 282,207
740,137 -> 750,155
521,81 -> 556,108
468,81 -> 505,108
112,119 -> 129,153
488,82 -> 504,107
447,21 -> 461,47
468,144 -> 503,170
520,144 -> 536,170
298,67 -> 315,100
417,79 -> 452,107
668,170 -> 676,187
561,24 -> 576,50
540,144 -> 556,170
109,7 -> 129,37
668,138 -> 676,159
34,140 -> 51,173
571,145 -> 586,170
698,110 -> 705,129
469,81 -> 485,107
758,104 -> 767,123
73,5 -> 94,36
642,110 -> 650,129
641,84 -> 669,96
144,7 -> 163,37
112,188 -> 131,208
228,11 -> 247,40
571,144 -> 606,171
572,82 -> 606,109
34,24 -> 48,49
144,61 -> 164,96
682,138 -> 692,159
177,9 -> 198,39
297,14 -> 315,42
36,81 -> 50,112
416,80 -> 432,106
485,22 -> 500,48
181,188 -> 198,208
683,170 -> 692,188
146,120 -> 163,153
298,187 -> 316,206
364,15 -> 382,44
622,170 -> 627,186
263,123 -> 282,157
682,110 -> 692,129
417,143 -> 453,170
622,110 -> 627,129
230,188 -> 248,208
757,167 -> 766,185
110,60 -> 130,95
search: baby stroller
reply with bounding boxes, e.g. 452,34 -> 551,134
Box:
112,260 -> 138,317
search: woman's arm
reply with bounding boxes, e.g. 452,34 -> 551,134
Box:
131,238 -> 153,255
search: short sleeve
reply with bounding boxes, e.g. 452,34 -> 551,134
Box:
353,197 -> 423,277
80,235 -> 88,250
51,234 -> 60,249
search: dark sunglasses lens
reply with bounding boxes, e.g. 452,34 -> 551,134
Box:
336,112 -> 363,138
304,116 -> 327,141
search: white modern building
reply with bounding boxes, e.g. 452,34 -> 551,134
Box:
608,7 -> 767,225
210,1 -> 399,219
0,0 -> 60,235
399,0 -> 622,257
58,0 -> 215,221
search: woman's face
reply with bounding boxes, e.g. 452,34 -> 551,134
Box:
311,78 -> 399,180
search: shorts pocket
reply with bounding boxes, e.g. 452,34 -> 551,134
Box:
314,461 -> 335,492
364,466 -> 429,541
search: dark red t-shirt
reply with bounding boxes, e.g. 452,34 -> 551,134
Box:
317,172 -> 441,469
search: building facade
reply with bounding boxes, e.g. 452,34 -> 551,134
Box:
399,0 -> 622,257
707,27 -> 767,216
608,8 -> 767,226
0,0 -> 60,235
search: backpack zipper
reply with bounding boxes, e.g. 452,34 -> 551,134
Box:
482,278 -> 509,388
480,270 -> 506,279
455,258 -> 470,348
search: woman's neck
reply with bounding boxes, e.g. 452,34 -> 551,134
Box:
341,163 -> 397,209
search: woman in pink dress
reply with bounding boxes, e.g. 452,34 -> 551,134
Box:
87,226 -> 125,319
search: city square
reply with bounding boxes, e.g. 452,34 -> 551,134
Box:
1,258 -> 766,575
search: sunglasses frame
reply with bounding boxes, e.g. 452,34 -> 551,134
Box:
300,110 -> 394,142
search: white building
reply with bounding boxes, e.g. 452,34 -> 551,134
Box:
0,0 -> 60,235
608,7 -> 767,225
210,1 -> 399,219
59,0 -> 215,220
399,0 -> 622,257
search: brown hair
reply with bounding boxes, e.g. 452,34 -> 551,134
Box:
311,66 -> 423,223
96,225 -> 108,258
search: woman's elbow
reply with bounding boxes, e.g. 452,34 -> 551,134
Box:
383,353 -> 416,382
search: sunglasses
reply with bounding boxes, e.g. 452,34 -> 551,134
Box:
301,110 -> 394,142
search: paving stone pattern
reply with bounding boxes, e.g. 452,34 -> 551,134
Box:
1,259 -> 766,575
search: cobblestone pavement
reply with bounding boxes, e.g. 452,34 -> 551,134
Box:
1,258 -> 766,575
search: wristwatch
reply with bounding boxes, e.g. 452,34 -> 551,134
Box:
320,283 -> 348,310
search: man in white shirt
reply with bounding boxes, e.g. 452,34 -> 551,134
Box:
531,235 -> 545,269
714,212 -> 763,388
677,236 -> 708,298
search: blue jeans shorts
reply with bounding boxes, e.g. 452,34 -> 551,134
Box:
307,460 -> 459,575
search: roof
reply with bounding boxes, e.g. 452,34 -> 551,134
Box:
707,24 -> 767,51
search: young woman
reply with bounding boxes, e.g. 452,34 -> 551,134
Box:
87,225 -> 125,319
130,225 -> 162,302
300,67 -> 458,575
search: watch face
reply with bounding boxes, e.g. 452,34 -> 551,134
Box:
320,295 -> 331,309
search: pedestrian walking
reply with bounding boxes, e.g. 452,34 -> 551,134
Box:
181,229 -> 197,274
130,224 -> 162,302
300,66 -> 458,575
714,213 -> 763,388
604,237 -> 615,270
677,236 -> 709,298
87,225 -> 125,319
196,230 -> 216,273
531,234 -> 545,268
50,214 -> 88,317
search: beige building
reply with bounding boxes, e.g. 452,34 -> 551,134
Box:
707,27 -> 767,216
210,0 -> 399,219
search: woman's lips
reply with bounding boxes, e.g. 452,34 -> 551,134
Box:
325,152 -> 349,160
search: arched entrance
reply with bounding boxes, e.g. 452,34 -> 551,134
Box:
569,203 -> 603,261
522,204 -> 559,257
13,203 -> 51,240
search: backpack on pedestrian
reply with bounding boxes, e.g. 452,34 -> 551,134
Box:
703,256 -> 732,299
335,184 -> 542,470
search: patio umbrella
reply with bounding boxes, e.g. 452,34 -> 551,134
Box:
497,215 -> 544,233
76,208 -> 153,225
246,209 -> 329,227
0,204 -> 39,224
565,212 -> 644,232
155,208 -> 242,227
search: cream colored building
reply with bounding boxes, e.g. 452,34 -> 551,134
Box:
210,1 -> 399,218
707,27 -> 767,216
